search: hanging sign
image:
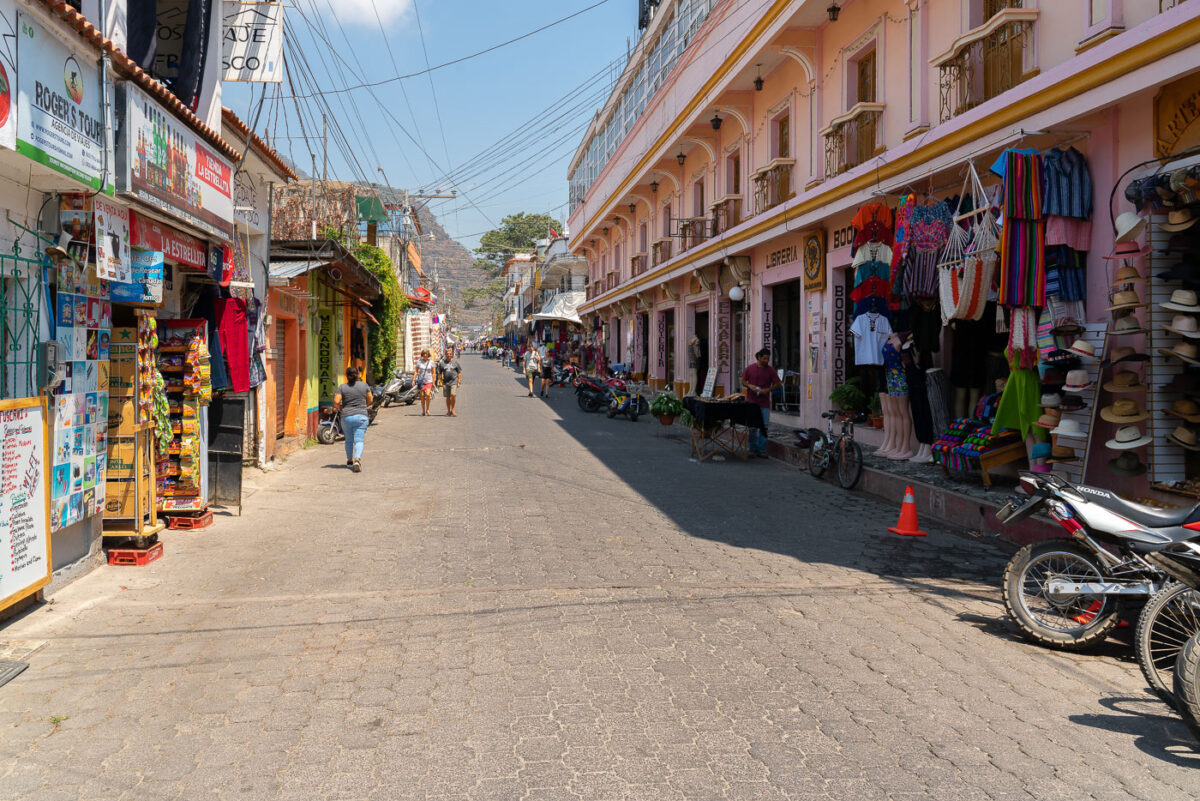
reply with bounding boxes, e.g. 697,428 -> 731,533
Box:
16,12 -> 111,191
802,231 -> 826,292
700,367 -> 718,398
0,0 -> 17,151
116,82 -> 234,240
222,2 -> 284,83
129,211 -> 207,270
0,398 -> 51,612
111,250 -> 164,305
317,309 -> 335,405
94,196 -> 131,282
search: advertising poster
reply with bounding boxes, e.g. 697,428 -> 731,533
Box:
222,2 -> 284,83
59,192 -> 93,266
129,211 -> 207,270
94,195 -> 131,282
0,398 -> 51,612
16,12 -> 111,191
52,261 -> 108,530
111,250 -> 163,305
118,83 -> 234,240
0,0 -> 17,151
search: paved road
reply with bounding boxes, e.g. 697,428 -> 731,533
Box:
0,354 -> 1197,800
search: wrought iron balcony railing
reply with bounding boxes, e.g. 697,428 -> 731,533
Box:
751,159 -> 794,215
605,271 -> 619,291
680,217 -> 709,251
711,195 -> 742,235
589,280 -> 602,300
933,7 -> 1038,124
651,238 -> 672,266
631,253 -> 648,277
822,103 -> 884,178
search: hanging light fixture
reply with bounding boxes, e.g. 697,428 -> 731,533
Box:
827,2 -> 840,21
650,180 -> 659,193
754,64 -> 764,92
676,149 -> 686,166
628,202 -> 636,214
710,112 -> 722,130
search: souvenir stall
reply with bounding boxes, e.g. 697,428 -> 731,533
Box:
156,320 -> 213,514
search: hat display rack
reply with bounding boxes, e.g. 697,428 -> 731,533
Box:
1046,322 -> 1106,483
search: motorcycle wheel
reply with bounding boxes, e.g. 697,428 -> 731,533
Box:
630,409 -> 639,422
1136,583 -> 1200,706
383,398 -> 392,408
606,404 -> 617,419
577,393 -> 591,412
1001,539 -> 1122,650
316,426 -> 337,445
1173,631 -> 1200,741
836,439 -> 863,490
368,407 -> 378,424
405,397 -> 416,406
808,433 -> 830,478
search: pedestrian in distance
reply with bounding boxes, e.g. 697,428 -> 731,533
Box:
334,366 -> 372,473
740,347 -> 781,458
438,350 -> 463,416
415,348 -> 436,416
539,346 -> 554,397
523,345 -> 542,397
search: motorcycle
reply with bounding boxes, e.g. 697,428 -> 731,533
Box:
368,384 -> 385,423
996,471 -> 1189,651
381,370 -> 418,407
576,373 -> 625,413
1143,544 -> 1200,737
552,363 -> 580,387
606,382 -> 644,421
316,407 -> 342,445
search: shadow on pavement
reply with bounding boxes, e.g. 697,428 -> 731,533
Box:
1070,696 -> 1200,766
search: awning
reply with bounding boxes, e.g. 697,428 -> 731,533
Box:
269,259 -> 326,282
531,290 -> 584,325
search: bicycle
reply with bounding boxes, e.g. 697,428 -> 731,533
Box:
806,409 -> 866,490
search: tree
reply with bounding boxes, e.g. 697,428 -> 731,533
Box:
463,212 -> 561,311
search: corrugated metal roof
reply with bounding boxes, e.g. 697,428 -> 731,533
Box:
269,260 -> 326,280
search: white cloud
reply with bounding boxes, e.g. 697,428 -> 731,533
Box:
314,0 -> 415,28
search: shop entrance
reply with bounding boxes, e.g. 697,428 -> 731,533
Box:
664,309 -> 676,388
638,312 -> 650,378
694,308 -> 710,391
731,300 -> 746,390
273,322 -> 287,438
771,281 -> 803,412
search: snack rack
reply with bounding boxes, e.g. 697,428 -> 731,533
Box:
156,319 -> 212,513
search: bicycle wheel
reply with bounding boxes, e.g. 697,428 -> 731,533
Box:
808,432 -> 830,478
1136,583 -> 1200,706
836,438 -> 864,490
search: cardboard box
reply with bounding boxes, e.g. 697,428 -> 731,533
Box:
106,437 -> 137,478
104,477 -> 150,519
108,398 -> 138,436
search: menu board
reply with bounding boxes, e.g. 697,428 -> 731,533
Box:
0,398 -> 52,612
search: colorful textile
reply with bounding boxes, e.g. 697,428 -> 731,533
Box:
931,418 -> 1021,470
215,297 -> 251,393
1041,147 -> 1093,219
1007,307 -> 1040,370
904,201 -> 952,298
998,218 -> 1046,306
1035,309 -> 1056,359
1003,150 -> 1044,220
1045,245 -> 1087,302
854,259 -> 891,285
883,342 -> 907,396
891,195 -> 915,275
851,203 -> 895,251
993,367 -> 1041,437
852,241 -> 893,268
850,276 -> 892,305
1045,215 -> 1091,250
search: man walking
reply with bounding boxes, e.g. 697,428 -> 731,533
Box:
740,348 -> 781,458
438,350 -> 463,416
523,344 -> 541,397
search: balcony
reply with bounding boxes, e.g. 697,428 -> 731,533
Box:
933,7 -> 1038,124
711,195 -> 742,235
605,271 -> 619,291
631,253 -> 648,277
751,159 -> 795,215
821,103 -> 885,178
652,238 -> 673,266
679,217 -> 709,251
589,280 -> 602,300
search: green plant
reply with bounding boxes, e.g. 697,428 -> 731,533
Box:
830,377 -> 869,413
869,393 -> 883,416
680,409 -> 694,428
650,392 -> 685,418
355,243 -> 410,382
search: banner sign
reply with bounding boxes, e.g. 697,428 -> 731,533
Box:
317,309 -> 335,405
116,82 -> 234,240
0,398 -> 51,612
129,211 -> 207,270
94,195 -> 131,282
16,12 -> 111,191
222,2 -> 284,83
111,250 -> 163,305
0,0 -> 17,151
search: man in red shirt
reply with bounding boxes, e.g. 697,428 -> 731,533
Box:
740,348 -> 781,457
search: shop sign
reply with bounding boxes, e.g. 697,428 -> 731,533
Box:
0,0 -> 17,151
129,211 -> 207,270
116,82 -> 234,240
221,2 -> 284,83
830,224 -> 855,251
16,12 -> 111,191
803,231 -> 826,292
94,196 -> 131,282
656,312 -> 666,370
0,398 -> 51,612
317,309 -> 335,404
765,244 -> 798,270
716,298 -> 731,395
233,168 -> 267,233
832,282 -> 847,388
111,250 -> 164,305
1154,72 -> 1200,158
761,296 -> 773,358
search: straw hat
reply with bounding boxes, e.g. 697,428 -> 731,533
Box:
1168,426 -> 1200,451
1102,346 -> 1150,366
1161,288 -> 1200,312
1067,340 -> 1095,359
1051,317 -> 1084,335
1161,207 -> 1200,233
1105,242 -> 1148,262
1062,369 -> 1092,392
1166,398 -> 1200,424
1165,315 -> 1200,339
1110,265 -> 1143,283
1059,394 -> 1087,412
1035,410 -> 1062,429
1110,314 -> 1148,336
1108,451 -> 1147,477
1050,418 -> 1086,438
1106,425 -> 1152,450
1046,444 -> 1078,463
1109,289 -> 1147,311
1157,340 -> 1200,365
1100,399 -> 1148,423
1103,370 -> 1145,393
1039,392 -> 1062,408
1114,211 -> 1147,243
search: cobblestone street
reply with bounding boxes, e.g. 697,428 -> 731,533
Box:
0,354 -> 1197,800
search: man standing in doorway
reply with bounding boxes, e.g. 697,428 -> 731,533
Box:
740,348 -> 781,458
438,350 -> 463,416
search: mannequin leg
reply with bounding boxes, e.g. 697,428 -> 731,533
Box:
954,386 -> 970,419
876,395 -> 898,457
888,395 -> 916,460
909,443 -> 933,464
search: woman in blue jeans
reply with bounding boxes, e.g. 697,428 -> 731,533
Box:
334,367 -> 373,472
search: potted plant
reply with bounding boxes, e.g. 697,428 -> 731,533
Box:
869,393 -> 884,428
829,377 -> 869,415
650,391 -> 685,425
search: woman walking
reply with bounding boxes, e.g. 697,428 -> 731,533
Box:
415,349 -> 436,415
334,367 -> 372,473
523,345 -> 541,397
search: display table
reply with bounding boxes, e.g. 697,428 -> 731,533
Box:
683,397 -> 766,462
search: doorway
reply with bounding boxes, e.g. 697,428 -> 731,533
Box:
639,312 -> 650,379
694,308 -> 710,392
664,309 -> 676,389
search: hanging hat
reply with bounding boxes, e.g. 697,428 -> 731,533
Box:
1105,242 -> 1149,262
1050,317 -> 1084,335
1111,313 -> 1149,336
1161,372 -> 1200,395
1103,370 -> 1145,393
1143,175 -> 1172,212
1171,168 -> 1199,206
1035,410 -> 1062,429
1166,398 -> 1200,424
1059,394 -> 1087,411
1164,315 -> 1200,339
1161,288 -> 1200,311
1031,442 -> 1053,460
1159,231 -> 1200,253
1108,451 -> 1148,477
1047,444 -> 1079,463
1108,289 -> 1147,311
1125,181 -> 1145,211
1161,207 -> 1200,233
1102,346 -> 1150,366
1114,211 -> 1147,243
1061,369 -> 1092,392
1050,418 -> 1086,438
1156,261 -> 1200,286
1167,426 -> 1200,451
1106,425 -> 1152,450
1157,340 -> 1200,365
1039,392 -> 1062,408
1043,349 -> 1082,366
1041,367 -> 1067,387
1110,265 -> 1144,284
1100,399 -> 1149,423
1067,339 -> 1095,359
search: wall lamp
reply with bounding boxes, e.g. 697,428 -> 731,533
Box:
649,180 -> 659,193
827,3 -> 840,21
676,150 -> 686,166
710,113 -> 722,130
754,64 -> 763,91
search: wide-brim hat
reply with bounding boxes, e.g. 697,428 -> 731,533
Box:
1109,290 -> 1148,311
1039,392 -> 1062,408
1161,373 -> 1200,395
1105,243 -> 1149,262
1110,265 -> 1144,283
1167,426 -> 1200,451
1103,371 -> 1145,393
1043,349 -> 1081,367
1115,211 -> 1147,243
1110,314 -> 1149,336
1102,346 -> 1150,367
1062,369 -> 1092,392
1067,339 -> 1095,359
1159,232 -> 1200,254
1166,398 -> 1200,424
1161,207 -> 1200,233
1165,315 -> 1200,338
1035,411 -> 1062,429
1156,261 -> 1200,286
1158,341 -> 1200,365
1100,400 -> 1149,423
1106,425 -> 1153,450
1050,419 -> 1086,438
1108,451 -> 1147,477
1161,288 -> 1200,312
1051,317 -> 1085,335
1059,394 -> 1087,411
1047,445 -> 1078,463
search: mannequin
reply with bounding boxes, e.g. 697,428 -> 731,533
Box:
881,333 -> 919,460
903,340 -> 935,464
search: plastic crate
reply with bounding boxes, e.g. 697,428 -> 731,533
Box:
107,542 -> 164,567
166,510 -> 213,530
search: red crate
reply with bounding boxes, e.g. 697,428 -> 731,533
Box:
166,510 -> 213,530
107,542 -> 164,566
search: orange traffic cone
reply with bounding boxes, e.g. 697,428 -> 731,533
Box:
888,485 -> 927,537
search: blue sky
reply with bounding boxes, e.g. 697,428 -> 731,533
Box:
223,0 -> 638,250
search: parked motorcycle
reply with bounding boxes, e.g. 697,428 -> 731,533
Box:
996,471 -> 1186,651
368,384 -> 385,423
576,373 -> 623,413
316,408 -> 342,445
1144,544 -> 1200,737
606,382 -> 644,421
381,370 -> 418,407
552,363 -> 580,387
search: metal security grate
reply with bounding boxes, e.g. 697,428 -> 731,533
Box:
0,243 -> 46,400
